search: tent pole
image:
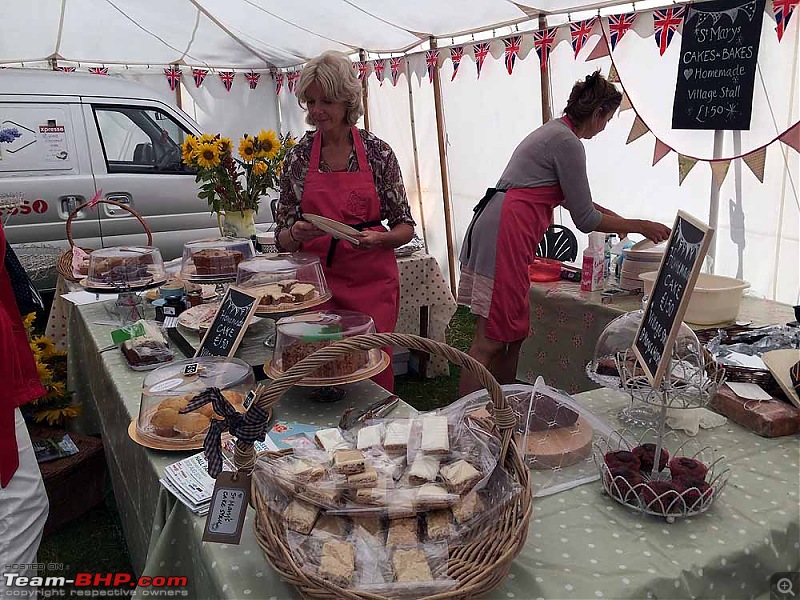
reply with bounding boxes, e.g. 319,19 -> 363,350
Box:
360,49 -> 370,131
732,130 -> 743,280
405,56 -> 429,253
429,37 -> 457,294
539,15 -> 552,124
707,130 -> 724,273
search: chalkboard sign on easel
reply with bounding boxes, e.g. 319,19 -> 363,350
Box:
195,287 -> 261,358
632,211 -> 714,387
672,0 -> 765,130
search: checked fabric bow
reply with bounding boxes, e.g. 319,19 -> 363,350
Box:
182,387 -> 270,477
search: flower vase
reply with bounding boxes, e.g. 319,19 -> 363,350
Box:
222,209 -> 256,239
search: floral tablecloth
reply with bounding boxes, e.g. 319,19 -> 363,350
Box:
518,281 -> 795,394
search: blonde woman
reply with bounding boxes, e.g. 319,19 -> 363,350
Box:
274,51 -> 415,392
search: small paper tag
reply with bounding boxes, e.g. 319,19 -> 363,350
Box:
726,382 -> 772,401
184,363 -> 199,376
242,390 -> 257,411
202,471 -> 250,544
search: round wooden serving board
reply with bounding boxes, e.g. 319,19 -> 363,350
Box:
518,415 -> 594,470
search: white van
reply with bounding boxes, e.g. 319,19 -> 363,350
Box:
0,69 -> 271,290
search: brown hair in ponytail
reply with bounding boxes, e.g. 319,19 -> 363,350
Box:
563,70 -> 622,125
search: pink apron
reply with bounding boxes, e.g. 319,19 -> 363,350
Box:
300,127 -> 399,391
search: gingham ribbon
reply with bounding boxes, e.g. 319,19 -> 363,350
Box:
182,388 -> 269,477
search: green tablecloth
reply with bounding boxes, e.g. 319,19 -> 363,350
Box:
517,281 -> 795,395
69,301 -> 799,600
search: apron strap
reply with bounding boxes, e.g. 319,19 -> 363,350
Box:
326,219 -> 382,267
309,127 -> 370,173
463,187 -> 505,260
309,130 -> 323,171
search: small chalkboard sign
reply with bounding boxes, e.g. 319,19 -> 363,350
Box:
632,211 -> 714,387
672,0 -> 765,130
195,287 -> 261,358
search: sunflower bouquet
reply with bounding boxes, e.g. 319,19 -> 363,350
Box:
181,130 -> 294,215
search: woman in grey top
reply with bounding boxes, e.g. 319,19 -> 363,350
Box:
457,71 -> 670,395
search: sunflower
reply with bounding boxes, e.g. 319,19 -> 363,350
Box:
252,161 -> 267,176
217,137 -> 233,156
32,335 -> 57,358
256,130 -> 280,159
181,136 -> 198,164
35,404 -> 81,426
23,312 -> 36,332
284,135 -> 296,148
199,133 -> 217,145
238,136 -> 257,162
196,142 -> 221,169
36,361 -> 52,384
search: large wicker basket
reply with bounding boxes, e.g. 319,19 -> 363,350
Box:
233,332 -> 533,600
56,198 -> 152,282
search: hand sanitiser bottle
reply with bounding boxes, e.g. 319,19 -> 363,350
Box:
581,232 -> 605,292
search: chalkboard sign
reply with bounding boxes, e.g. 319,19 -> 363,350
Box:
672,0 -> 765,130
195,287 -> 261,358
632,211 -> 714,387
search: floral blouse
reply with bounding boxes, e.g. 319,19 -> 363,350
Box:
274,129 -> 415,251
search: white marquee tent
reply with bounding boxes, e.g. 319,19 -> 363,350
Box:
1,0 -> 798,304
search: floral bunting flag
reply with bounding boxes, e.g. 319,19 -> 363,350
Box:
164,66 -> 182,91
779,121 -> 800,152
653,7 -> 686,56
503,36 -> 522,75
473,42 -> 491,79
653,138 -> 672,165
450,46 -> 465,81
743,148 -> 767,182
570,18 -> 596,57
626,115 -> 649,144
274,73 -> 284,95
608,13 -> 637,49
608,63 -> 620,82
425,50 -> 439,83
533,28 -> 557,70
373,59 -> 386,85
773,0 -> 798,41
219,71 -> 235,91
355,61 -> 369,82
586,35 -> 610,61
88,67 -> 108,75
678,154 -> 698,185
710,160 -> 731,188
390,57 -> 404,86
244,70 -> 260,90
55,66 -> 76,72
192,68 -> 208,88
619,92 -> 633,112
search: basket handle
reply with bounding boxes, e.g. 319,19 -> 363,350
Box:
66,198 -> 153,248
232,332 -> 518,473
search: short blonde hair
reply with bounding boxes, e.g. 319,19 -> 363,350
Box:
296,51 -> 364,127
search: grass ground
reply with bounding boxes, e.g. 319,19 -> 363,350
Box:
36,307 -> 477,579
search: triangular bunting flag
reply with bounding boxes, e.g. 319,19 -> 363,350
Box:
219,71 -> 235,92
570,18 -> 596,57
773,0 -> 798,41
473,42 -> 491,79
620,92 -> 633,112
244,70 -> 260,90
88,67 -> 108,75
192,68 -> 208,88
678,155 -> 699,185
779,121 -> 800,153
503,36 -> 522,75
608,63 -> 620,82
373,59 -> 386,85
711,160 -> 731,188
626,115 -> 648,144
390,57 -> 403,86
653,139 -> 672,165
355,61 -> 368,82
164,66 -> 182,91
586,34 -> 610,61
55,66 -> 76,72
287,72 -> 300,94
533,28 -> 558,70
450,46 -> 465,81
274,72 -> 284,95
425,50 -> 439,84
653,7 -> 686,56
743,148 -> 767,182
608,13 -> 638,49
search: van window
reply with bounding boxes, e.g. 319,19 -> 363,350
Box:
93,106 -> 195,175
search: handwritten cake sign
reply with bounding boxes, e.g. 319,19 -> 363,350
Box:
633,211 -> 714,387
672,0 -> 765,130
195,287 -> 261,358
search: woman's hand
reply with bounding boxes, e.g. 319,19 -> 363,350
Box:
290,220 -> 326,243
636,220 -> 671,243
353,230 -> 386,250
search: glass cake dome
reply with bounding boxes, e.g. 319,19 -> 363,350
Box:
236,253 -> 330,312
86,246 -> 167,289
180,237 -> 255,281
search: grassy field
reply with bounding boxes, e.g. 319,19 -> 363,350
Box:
37,307 -> 477,578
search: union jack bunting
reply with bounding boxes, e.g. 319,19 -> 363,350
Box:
533,28 -> 557,70
373,59 -> 386,85
473,42 -> 491,79
88,67 -> 108,75
390,57 -> 404,86
287,71 -> 300,94
773,0 -> 798,41
192,68 -> 208,88
244,70 -> 260,89
355,61 -> 368,82
653,7 -> 685,56
450,46 -> 465,81
219,70 -> 235,91
503,36 -> 522,75
570,18 -> 596,57
55,66 -> 76,72
274,72 -> 284,95
608,13 -> 637,49
164,66 -> 182,91
425,50 -> 439,84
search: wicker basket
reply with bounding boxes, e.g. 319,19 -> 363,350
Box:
56,199 -> 153,282
233,332 -> 533,600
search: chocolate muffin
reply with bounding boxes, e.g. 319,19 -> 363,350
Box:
673,476 -> 713,508
606,467 -> 645,502
604,450 -> 641,471
633,443 -> 670,473
639,480 -> 682,513
668,457 -> 709,481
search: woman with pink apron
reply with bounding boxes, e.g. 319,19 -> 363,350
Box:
457,71 -> 670,395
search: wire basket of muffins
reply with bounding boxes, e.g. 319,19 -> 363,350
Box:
129,357 -> 254,450
592,427 -> 730,523
231,333 -> 533,600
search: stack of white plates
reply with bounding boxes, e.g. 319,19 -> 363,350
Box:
619,239 -> 666,290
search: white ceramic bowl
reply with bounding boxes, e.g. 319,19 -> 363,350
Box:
639,271 -> 750,325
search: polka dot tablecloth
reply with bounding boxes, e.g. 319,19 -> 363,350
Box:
68,300 -> 800,600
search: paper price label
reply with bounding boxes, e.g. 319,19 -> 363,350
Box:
184,363 -> 199,376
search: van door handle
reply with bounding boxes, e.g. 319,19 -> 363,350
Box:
60,195 -> 85,219
105,193 -> 132,216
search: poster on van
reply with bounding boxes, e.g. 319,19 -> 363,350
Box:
38,124 -> 69,162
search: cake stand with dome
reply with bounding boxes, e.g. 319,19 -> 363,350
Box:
179,237 -> 256,295
81,246 -> 168,293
